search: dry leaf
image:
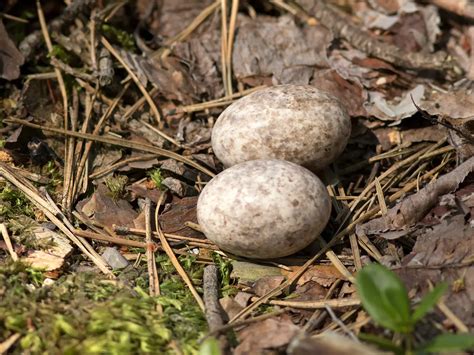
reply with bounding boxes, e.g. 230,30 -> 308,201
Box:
235,316 -> 300,355
0,19 -> 24,80
357,156 -> 474,238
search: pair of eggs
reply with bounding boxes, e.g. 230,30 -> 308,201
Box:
197,85 -> 351,259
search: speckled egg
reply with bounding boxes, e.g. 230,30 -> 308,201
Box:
196,159 -> 331,259
212,85 -> 351,171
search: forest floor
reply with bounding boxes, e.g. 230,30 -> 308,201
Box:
0,0 -> 473,354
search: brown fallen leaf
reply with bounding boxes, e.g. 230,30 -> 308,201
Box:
0,19 -> 24,80
356,156 -> 474,238
288,331 -> 387,355
158,196 -> 203,238
252,276 -> 286,297
77,184 -> 138,229
235,315 -> 300,355
233,15 -> 330,86
283,264 -> 346,287
22,227 -> 73,271
397,214 -> 473,329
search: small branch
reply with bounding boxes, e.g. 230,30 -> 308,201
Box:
203,265 -> 228,352
154,195 -> 206,312
5,117 -> 215,177
0,223 -> 18,261
429,0 -> 474,20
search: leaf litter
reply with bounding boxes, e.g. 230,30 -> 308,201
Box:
0,0 -> 474,353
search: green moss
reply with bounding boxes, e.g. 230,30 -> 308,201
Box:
0,182 -> 36,219
0,255 -> 208,354
101,24 -> 136,51
148,169 -> 164,190
105,175 -> 128,200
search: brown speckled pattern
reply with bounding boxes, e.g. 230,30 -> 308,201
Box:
197,160 -> 331,259
212,85 -> 351,171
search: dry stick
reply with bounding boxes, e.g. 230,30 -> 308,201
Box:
428,280 -> 469,333
325,250 -> 355,283
220,0 -> 229,96
101,37 -> 162,123
322,308 -> 359,332
89,154 -> 158,179
206,309 -> 287,338
74,228 -> 151,248
349,234 -> 362,271
139,119 -> 182,148
36,0 -> 70,209
349,140 -> 444,214
250,297 -> 360,309
145,199 -> 161,303
122,87 -> 159,121
0,164 -> 112,275
230,152 -> 451,323
155,197 -> 206,311
225,0 -> 239,96
325,304 -> 359,342
75,78 -> 114,105
74,229 -> 214,259
71,82 -> 131,203
64,88 -> 79,212
303,280 -> 342,333
176,85 -> 266,113
0,223 -> 18,261
114,226 -> 215,245
428,0 -> 474,20
203,264 -> 228,351
6,118 -> 215,177
0,333 -> 21,354
158,0 -> 220,59
75,89 -> 98,193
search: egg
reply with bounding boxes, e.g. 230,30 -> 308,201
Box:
212,85 -> 351,171
197,159 -> 331,259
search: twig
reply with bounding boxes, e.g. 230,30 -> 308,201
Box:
250,297 -> 360,309
303,280 -> 342,333
113,225 -> 216,246
73,228 -> 153,249
175,85 -> 266,114
158,0 -> 220,59
20,0 -> 94,59
89,154 -> 159,179
0,164 -> 112,275
205,309 -> 287,338
36,0 -> 70,213
101,37 -> 162,123
145,198 -> 162,310
225,0 -> 239,96
154,195 -> 206,311
349,234 -> 362,271
70,82 -> 131,203
220,0 -> 229,96
428,0 -> 474,20
325,304 -> 359,342
0,223 -> 18,261
0,333 -> 21,354
63,87 -> 79,213
6,118 -> 215,177
203,264 -> 228,351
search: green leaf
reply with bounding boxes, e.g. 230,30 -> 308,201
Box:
420,333 -> 474,353
199,337 -> 222,355
412,283 -> 447,322
355,263 -> 412,333
359,332 -> 404,354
